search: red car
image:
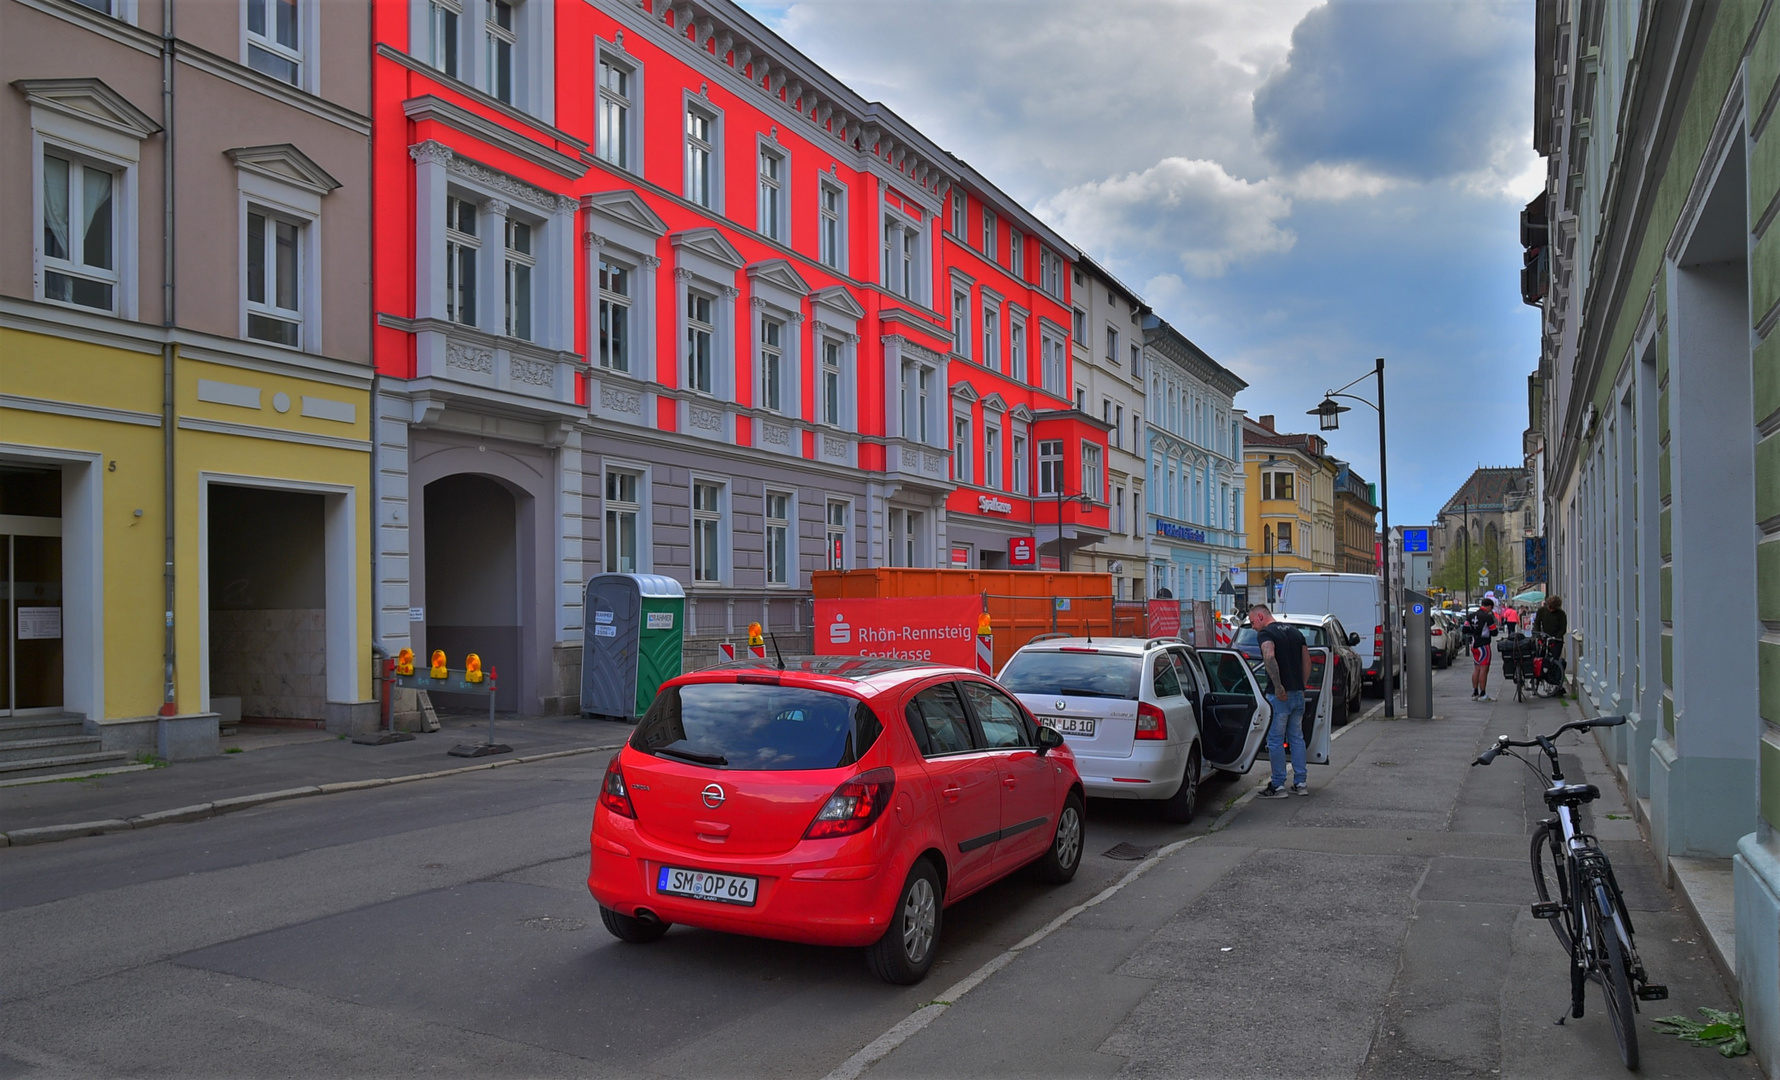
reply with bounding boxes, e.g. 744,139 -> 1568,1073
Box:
588,657 -> 1085,984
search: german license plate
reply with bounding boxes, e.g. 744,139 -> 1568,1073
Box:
1040,715 -> 1096,737
657,866 -> 758,906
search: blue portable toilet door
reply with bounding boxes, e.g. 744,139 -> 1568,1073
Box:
581,576 -> 642,718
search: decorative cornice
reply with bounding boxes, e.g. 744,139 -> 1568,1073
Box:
583,188 -> 669,236
402,93 -> 587,179
11,77 -> 161,139
423,147 -> 562,215
226,144 -> 342,195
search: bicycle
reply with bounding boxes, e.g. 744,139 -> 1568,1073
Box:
1472,716 -> 1667,1069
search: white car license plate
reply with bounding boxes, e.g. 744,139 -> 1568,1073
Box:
657,866 -> 759,906
1040,715 -> 1096,737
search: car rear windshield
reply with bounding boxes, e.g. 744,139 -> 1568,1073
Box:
632,682 -> 882,771
1235,624 -> 1327,649
997,651 -> 1143,700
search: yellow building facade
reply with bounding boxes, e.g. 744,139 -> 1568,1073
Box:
1241,415 -> 1329,604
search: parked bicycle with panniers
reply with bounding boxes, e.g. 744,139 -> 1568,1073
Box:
1472,716 -> 1666,1070
1499,630 -> 1566,701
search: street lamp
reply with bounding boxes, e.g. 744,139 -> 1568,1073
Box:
1052,483 -> 1094,571
1307,357 -> 1394,717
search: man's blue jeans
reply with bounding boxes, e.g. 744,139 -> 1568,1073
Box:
1268,690 -> 1307,789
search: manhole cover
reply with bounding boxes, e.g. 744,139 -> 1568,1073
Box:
1103,842 -> 1158,861
520,916 -> 588,932
1372,761 -> 1400,767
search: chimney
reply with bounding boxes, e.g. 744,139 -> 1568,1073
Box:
1258,415 -> 1276,432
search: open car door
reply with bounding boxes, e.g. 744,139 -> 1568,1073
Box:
1303,646 -> 1334,765
1194,649 -> 1273,773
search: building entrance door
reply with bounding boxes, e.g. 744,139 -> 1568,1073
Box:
2,465 -> 65,716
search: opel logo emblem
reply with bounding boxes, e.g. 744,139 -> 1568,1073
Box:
1055,700 -> 1067,711
701,783 -> 726,809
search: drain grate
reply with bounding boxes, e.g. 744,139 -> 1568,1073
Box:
1103,842 -> 1159,861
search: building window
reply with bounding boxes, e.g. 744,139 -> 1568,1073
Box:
1103,401 -> 1123,449
40,150 -> 117,312
685,105 -> 716,209
1040,330 -> 1066,395
1074,386 -> 1086,412
1276,521 -> 1294,554
1038,440 -> 1063,496
982,303 -> 999,369
1071,307 -> 1086,344
1106,326 -> 1118,362
1114,485 -> 1126,533
503,215 -> 532,340
984,424 -> 999,489
596,56 -> 633,170
484,0 -> 516,103
686,289 -> 714,393
982,209 -> 996,259
247,0 -> 303,85
826,500 -> 848,569
1263,472 -> 1294,501
765,491 -> 791,585
1082,443 -> 1101,498
1131,342 -> 1142,377
445,195 -> 478,327
1041,248 -> 1063,298
819,179 -> 844,269
245,207 -> 302,346
917,369 -> 931,442
1012,433 -> 1028,494
1009,228 -> 1023,277
951,287 -> 970,359
1011,321 -> 1026,382
906,510 -> 923,567
884,213 -> 921,299
597,259 -> 630,372
821,338 -> 843,426
604,469 -> 641,573
953,415 -> 971,483
692,480 -> 723,583
758,144 -> 785,241
759,314 -> 783,412
427,0 -> 460,77
951,191 -> 965,235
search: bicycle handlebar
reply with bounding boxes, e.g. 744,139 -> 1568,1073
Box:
1470,715 -> 1626,767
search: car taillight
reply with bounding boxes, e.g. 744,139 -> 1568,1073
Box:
599,756 -> 636,819
1374,624 -> 1384,653
804,767 -> 896,839
1136,702 -> 1167,740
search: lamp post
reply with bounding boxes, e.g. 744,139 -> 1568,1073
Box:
1053,482 -> 1094,571
1308,357 -> 1394,717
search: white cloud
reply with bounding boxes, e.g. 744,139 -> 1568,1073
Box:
1040,158 -> 1296,279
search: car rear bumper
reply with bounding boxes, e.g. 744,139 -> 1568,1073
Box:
1072,742 -> 1190,800
587,812 -> 902,947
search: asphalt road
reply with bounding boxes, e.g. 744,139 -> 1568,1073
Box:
0,665 -> 1751,1079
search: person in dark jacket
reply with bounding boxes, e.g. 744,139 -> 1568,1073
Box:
1533,596 -> 1567,658
1463,598 -> 1499,700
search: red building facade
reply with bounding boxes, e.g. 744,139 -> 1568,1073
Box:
369,0 -> 1107,710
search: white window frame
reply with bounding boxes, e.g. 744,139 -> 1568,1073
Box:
983,423 -> 1000,490
684,98 -> 721,212
444,193 -> 480,327
882,206 -> 926,302
1012,432 -> 1028,495
1072,307 -> 1087,345
898,359 -> 939,445
596,46 -> 640,172
603,465 -> 649,574
1010,316 -> 1027,383
765,489 -> 794,586
243,203 -> 308,349
825,498 -> 850,570
757,138 -> 787,242
484,0 -> 517,104
425,0 -> 462,79
596,256 -> 634,372
1106,325 -> 1119,363
242,0 -> 316,92
1082,442 -> 1102,501
1008,227 -> 1023,278
502,211 -> 537,341
951,285 -> 971,360
981,300 -> 1000,370
757,309 -> 786,413
819,335 -> 850,428
1039,325 -> 1067,396
818,176 -> 846,271
234,153 -> 328,351
1041,247 -> 1063,299
37,146 -> 124,316
1038,439 -> 1064,497
691,477 -> 728,585
982,208 -> 997,260
951,190 -> 966,236
686,286 -> 718,394
952,412 -> 972,484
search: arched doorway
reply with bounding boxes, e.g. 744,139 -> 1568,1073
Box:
423,474 -> 520,711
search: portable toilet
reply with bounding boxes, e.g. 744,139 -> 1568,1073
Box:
581,573 -> 686,720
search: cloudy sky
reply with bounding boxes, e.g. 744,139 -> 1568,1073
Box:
739,0 -> 1541,526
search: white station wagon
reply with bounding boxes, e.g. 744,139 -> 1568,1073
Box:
996,636 -> 1335,822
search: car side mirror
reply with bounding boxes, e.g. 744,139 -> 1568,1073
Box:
1035,725 -> 1065,755
1347,632 -> 1361,646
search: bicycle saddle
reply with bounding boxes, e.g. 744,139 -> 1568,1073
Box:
1545,782 -> 1600,804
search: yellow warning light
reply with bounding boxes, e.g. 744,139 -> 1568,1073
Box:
977,613 -> 992,637
748,622 -> 764,647
395,648 -> 415,676
465,653 -> 484,683
430,650 -> 449,679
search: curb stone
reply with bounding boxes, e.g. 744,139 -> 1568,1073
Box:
0,743 -> 626,849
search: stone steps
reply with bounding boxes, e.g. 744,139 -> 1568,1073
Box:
0,749 -> 132,779
0,715 -> 132,777
0,715 -> 88,741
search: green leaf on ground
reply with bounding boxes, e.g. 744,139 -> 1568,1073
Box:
1653,1008 -> 1749,1057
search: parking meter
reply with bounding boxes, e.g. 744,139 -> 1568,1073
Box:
1405,590 -> 1434,719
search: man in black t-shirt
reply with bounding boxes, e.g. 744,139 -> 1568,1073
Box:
1249,605 -> 1311,797
1464,598 -> 1499,700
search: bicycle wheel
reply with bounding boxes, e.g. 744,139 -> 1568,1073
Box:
1531,823 -> 1574,952
1592,880 -> 1640,1070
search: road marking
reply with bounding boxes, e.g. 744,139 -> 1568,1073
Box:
825,703 -> 1384,1080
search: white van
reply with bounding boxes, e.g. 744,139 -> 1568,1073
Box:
1277,572 -> 1390,693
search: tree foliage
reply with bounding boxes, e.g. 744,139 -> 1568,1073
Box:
1432,535 -> 1507,598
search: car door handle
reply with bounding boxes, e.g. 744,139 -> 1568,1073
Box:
942,784 -> 962,801
1003,776 -> 1017,789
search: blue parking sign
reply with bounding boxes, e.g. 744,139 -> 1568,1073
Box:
1403,528 -> 1429,553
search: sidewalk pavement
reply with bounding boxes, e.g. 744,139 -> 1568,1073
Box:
0,711 -> 634,844
847,664 -> 1755,1080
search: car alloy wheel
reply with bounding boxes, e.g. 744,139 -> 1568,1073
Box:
868,859 -> 943,984
902,876 -> 937,965
1053,801 -> 1083,868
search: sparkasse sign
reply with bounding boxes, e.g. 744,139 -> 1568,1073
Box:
814,596 -> 981,666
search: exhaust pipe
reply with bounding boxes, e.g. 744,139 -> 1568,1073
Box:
632,908 -> 663,926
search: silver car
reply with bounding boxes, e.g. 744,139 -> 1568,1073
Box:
997,637 -> 1331,823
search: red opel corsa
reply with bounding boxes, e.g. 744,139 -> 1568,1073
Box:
588,657 -> 1084,983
